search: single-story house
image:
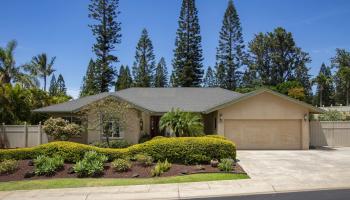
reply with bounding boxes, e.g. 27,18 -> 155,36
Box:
34,87 -> 323,150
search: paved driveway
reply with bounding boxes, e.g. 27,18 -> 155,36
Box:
238,147 -> 350,190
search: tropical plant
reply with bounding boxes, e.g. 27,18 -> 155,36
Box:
218,158 -> 234,172
26,53 -> 56,91
151,159 -> 172,177
0,40 -> 38,87
73,151 -> 108,177
42,117 -> 81,141
34,155 -> 64,176
159,108 -> 204,137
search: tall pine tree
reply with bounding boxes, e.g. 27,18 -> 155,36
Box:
154,57 -> 168,87
56,74 -> 67,96
80,59 -> 99,97
215,0 -> 245,90
115,65 -> 133,91
132,29 -> 155,87
203,66 -> 215,87
88,0 -> 121,92
49,74 -> 58,96
169,72 -> 176,87
332,49 -> 350,106
172,0 -> 203,87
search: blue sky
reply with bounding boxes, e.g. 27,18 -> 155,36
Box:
1,0 -> 349,98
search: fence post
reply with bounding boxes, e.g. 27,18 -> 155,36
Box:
38,122 -> 42,145
24,122 -> 28,147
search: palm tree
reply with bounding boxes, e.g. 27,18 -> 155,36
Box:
27,53 -> 56,91
159,108 -> 204,137
313,73 -> 332,107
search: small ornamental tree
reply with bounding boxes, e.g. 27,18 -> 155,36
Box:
78,96 -> 129,146
43,117 -> 81,141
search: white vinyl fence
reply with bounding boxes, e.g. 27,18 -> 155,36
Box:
310,121 -> 350,147
0,123 -> 48,148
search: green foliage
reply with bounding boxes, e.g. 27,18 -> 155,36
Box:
332,49 -> 350,106
0,84 -> 71,125
43,117 -> 81,141
56,74 -> 66,96
115,65 -> 133,91
0,136 -> 236,164
154,57 -> 168,87
151,159 -> 172,177
132,29 -> 155,87
203,66 -> 216,87
172,0 -> 203,87
218,158 -> 234,172
318,110 -> 345,121
80,59 -> 100,97
91,139 -> 130,148
275,81 -> 306,101
138,134 -> 152,143
313,63 -> 335,106
0,40 -> 38,87
216,0 -> 245,90
34,155 -> 64,176
26,53 -> 56,91
0,159 -> 18,174
135,154 -> 153,166
88,0 -> 121,92
159,108 -> 204,137
246,27 -> 311,92
73,151 -> 108,177
49,74 -> 57,96
112,158 -> 132,172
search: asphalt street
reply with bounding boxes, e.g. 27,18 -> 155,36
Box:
192,189 -> 350,200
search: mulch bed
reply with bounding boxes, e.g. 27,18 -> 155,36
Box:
0,160 -> 246,182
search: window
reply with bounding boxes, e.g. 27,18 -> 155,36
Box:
103,120 -> 123,139
62,116 -> 82,125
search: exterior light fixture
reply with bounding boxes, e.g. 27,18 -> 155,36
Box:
304,113 -> 308,121
219,113 -> 223,122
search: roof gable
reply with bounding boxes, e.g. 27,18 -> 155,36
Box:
204,88 -> 324,114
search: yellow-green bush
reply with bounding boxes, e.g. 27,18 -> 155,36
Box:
0,135 -> 236,164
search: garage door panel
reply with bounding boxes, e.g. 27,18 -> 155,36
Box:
224,120 -> 301,150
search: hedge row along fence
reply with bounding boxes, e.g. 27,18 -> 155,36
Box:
0,135 -> 236,164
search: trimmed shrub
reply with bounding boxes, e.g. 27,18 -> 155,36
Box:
34,155 -> 64,176
218,158 -> 234,172
73,151 -> 108,177
135,154 -> 153,166
0,159 -> 18,174
151,159 -> 172,177
138,134 -> 152,143
112,159 -> 132,172
91,139 -> 130,148
0,136 -> 236,164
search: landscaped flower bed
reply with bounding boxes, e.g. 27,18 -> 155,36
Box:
0,135 -> 245,182
0,159 -> 246,182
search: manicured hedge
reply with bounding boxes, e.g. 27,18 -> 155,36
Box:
0,135 -> 236,164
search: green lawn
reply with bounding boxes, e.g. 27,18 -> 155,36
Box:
0,173 -> 248,191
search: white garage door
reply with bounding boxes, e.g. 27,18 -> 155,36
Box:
224,119 -> 302,150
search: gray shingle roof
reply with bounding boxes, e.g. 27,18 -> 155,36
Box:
33,87 -> 242,113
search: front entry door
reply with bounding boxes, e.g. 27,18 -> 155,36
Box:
150,116 -> 161,137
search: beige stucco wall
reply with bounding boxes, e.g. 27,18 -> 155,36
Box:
217,92 -> 310,150
86,108 -> 142,144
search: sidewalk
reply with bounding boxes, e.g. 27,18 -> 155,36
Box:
1,177 -> 350,200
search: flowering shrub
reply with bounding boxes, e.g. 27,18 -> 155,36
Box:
43,117 -> 81,141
